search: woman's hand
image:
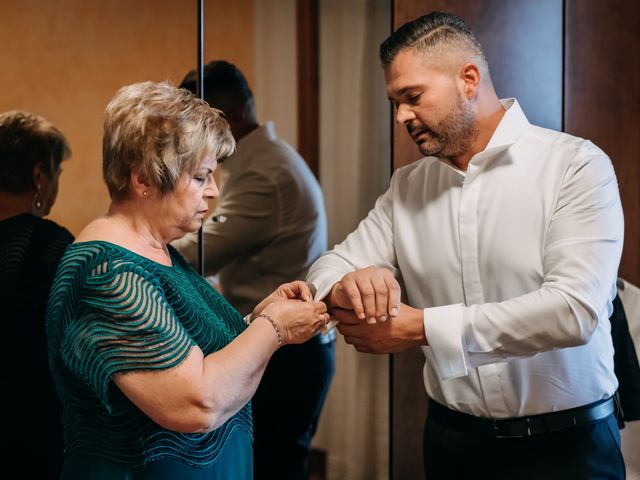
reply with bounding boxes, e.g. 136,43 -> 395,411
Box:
251,281 -> 316,320
258,299 -> 329,345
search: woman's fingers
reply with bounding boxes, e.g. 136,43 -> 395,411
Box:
278,281 -> 313,301
263,299 -> 327,345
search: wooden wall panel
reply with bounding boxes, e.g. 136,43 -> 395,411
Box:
296,0 -> 320,178
389,347 -> 428,480
565,0 -> 640,286
391,1 -> 563,478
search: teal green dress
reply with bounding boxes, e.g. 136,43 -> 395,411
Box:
46,241 -> 253,479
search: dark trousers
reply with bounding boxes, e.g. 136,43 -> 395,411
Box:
423,405 -> 625,480
252,336 -> 335,480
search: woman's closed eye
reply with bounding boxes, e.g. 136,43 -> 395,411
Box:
193,171 -> 212,184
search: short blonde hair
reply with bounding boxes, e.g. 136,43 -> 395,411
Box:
103,81 -> 235,199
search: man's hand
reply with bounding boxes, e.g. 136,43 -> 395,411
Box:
333,303 -> 427,354
327,266 -> 401,324
252,281 -> 315,320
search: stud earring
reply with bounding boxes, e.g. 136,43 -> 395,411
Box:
143,191 -> 148,197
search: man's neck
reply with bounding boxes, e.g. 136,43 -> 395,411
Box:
233,121 -> 260,142
450,94 -> 506,171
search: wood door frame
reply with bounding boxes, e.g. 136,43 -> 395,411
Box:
296,0 -> 320,179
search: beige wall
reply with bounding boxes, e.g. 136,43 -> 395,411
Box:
0,0 -> 254,235
254,0 -> 297,149
314,1 -> 391,479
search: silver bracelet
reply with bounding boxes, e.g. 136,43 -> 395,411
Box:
254,313 -> 283,347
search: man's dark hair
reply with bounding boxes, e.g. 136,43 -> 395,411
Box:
179,60 -> 253,113
0,110 -> 71,194
379,11 -> 487,72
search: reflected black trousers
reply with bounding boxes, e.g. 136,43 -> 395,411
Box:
252,335 -> 335,480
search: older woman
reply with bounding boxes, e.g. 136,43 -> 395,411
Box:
0,110 -> 73,479
46,82 -> 329,479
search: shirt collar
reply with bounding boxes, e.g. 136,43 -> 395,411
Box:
435,98 -> 530,176
238,121 -> 277,148
481,98 -> 530,154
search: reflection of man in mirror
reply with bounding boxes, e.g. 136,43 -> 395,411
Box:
173,60 -> 335,480
307,11 -> 625,480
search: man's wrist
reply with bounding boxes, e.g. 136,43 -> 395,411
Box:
407,305 -> 428,346
324,282 -> 341,314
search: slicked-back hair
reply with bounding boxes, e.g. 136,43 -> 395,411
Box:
180,60 -> 253,113
380,11 -> 489,79
0,110 -> 71,194
102,81 -> 235,200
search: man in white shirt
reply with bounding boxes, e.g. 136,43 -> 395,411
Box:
306,11 -> 624,480
173,61 -> 335,480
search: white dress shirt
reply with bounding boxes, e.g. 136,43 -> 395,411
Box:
307,99 -> 624,418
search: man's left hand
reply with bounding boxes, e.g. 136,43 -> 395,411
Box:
333,303 -> 428,354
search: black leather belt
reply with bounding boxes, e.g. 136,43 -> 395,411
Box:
428,397 -> 615,438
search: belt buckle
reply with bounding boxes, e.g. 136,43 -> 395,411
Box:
493,418 -> 533,439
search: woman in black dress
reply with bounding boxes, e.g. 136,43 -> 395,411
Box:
0,110 -> 73,479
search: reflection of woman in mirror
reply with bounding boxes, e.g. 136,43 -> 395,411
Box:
46,82 -> 329,479
0,110 -> 74,479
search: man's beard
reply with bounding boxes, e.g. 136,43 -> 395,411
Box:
409,96 -> 479,159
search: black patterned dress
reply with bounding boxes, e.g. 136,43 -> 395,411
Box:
0,213 -> 74,479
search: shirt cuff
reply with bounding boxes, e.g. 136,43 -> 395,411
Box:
423,304 -> 469,380
308,279 -> 340,334
309,279 -> 334,303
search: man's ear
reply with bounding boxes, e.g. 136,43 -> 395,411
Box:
130,170 -> 152,198
460,63 -> 481,100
